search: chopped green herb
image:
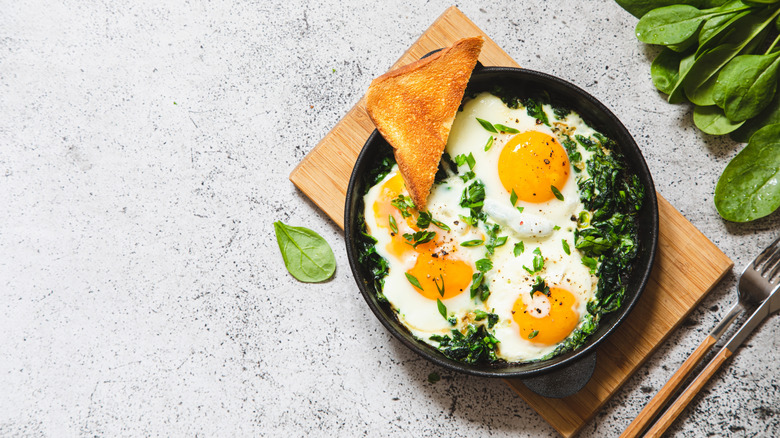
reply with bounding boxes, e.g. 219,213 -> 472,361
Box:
510,189 -> 518,206
403,230 -> 436,248
530,276 -> 551,299
465,153 -> 476,170
391,194 -> 415,218
476,117 -> 498,133
562,239 -> 571,255
433,274 -> 445,297
405,272 -> 423,290
454,154 -> 468,166
437,298 -> 448,320
532,247 -> 544,272
475,258 -> 493,272
528,330 -> 539,340
581,255 -> 598,273
551,185 -> 564,201
494,123 -> 520,133
514,241 -> 525,256
388,215 -> 398,234
484,136 -> 494,151
416,211 -> 451,231
460,239 -> 484,247
516,206 -> 524,213
553,225 -> 561,231
474,309 -> 488,321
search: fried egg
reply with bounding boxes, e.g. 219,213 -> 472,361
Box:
362,92 -> 605,362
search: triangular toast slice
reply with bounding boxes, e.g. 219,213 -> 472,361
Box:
365,36 -> 484,210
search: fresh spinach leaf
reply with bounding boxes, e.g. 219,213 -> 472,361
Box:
714,123 -> 780,221
693,104 -> 745,134
274,221 -> 336,282
651,48 -> 684,94
714,52 -> 780,121
731,91 -> 780,141
636,4 -> 744,47
616,0 -> 703,19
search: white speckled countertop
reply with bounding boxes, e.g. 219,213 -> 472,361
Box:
1,1 -> 778,436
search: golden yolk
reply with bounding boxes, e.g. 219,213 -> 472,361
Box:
512,287 -> 579,345
407,251 -> 472,300
372,173 -> 417,258
498,131 -> 570,203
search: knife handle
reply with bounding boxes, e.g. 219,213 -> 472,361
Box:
620,335 -> 717,438
644,346 -> 733,437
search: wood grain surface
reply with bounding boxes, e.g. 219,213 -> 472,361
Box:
289,7 -> 734,437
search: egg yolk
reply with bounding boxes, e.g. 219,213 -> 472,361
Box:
512,287 -> 579,345
407,251 -> 472,300
372,172 -> 473,301
498,131 -> 570,203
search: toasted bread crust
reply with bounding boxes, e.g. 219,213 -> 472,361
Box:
366,36 -> 483,209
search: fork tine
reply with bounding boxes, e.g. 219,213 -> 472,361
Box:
767,260 -> 780,283
754,235 -> 780,268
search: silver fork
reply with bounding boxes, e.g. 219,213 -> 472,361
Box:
622,235 -> 780,438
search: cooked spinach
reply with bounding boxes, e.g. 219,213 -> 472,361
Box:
429,324 -> 500,364
274,221 -> 336,283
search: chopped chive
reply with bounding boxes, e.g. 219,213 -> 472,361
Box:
562,239 -> 571,255
484,136 -> 494,151
551,185 -> 564,201
553,225 -> 561,231
465,152 -> 476,170
405,272 -> 423,290
517,206 -> 524,213
388,215 -> 398,234
494,123 -> 519,134
528,330 -> 539,340
510,189 -> 518,206
476,117 -> 498,133
460,239 -> 484,247
433,274 -> 445,297
437,298 -> 448,319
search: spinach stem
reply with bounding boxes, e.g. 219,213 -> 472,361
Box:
765,33 -> 780,56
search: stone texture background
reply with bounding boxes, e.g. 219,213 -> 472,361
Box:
1,0 -> 778,436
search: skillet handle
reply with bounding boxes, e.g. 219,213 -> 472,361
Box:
521,351 -> 596,399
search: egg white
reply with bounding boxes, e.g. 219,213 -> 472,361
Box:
363,92 -> 604,362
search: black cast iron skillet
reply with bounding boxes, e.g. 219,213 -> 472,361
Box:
344,66 -> 658,397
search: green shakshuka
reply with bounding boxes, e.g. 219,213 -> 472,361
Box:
358,91 -> 644,364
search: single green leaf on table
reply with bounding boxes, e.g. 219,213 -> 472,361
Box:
713,52 -> 780,121
273,221 -> 336,282
693,105 -> 746,134
731,91 -> 780,142
714,123 -> 780,221
652,48 -> 683,94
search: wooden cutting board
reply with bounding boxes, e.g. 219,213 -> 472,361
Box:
290,7 -> 733,437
